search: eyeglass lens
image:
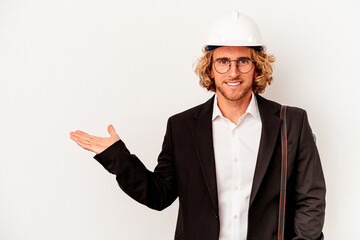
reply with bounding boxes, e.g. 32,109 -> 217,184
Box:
214,58 -> 254,74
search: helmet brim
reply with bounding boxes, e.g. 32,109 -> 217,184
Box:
205,45 -> 263,52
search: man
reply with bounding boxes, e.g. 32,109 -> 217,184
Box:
70,11 -> 325,240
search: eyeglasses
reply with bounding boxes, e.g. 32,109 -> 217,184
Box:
212,57 -> 255,74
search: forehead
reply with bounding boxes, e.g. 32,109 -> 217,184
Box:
213,46 -> 251,58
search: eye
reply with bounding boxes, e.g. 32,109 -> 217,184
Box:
217,59 -> 229,65
239,58 -> 250,65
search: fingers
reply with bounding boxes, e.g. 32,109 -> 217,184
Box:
71,130 -> 100,142
70,134 -> 92,151
70,131 -> 90,142
74,130 -> 92,139
70,133 -> 90,144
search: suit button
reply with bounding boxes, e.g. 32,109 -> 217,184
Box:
215,215 -> 218,219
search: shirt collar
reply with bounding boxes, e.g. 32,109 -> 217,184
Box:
212,92 -> 261,121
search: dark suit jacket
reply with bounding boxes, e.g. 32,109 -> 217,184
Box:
94,94 -> 326,240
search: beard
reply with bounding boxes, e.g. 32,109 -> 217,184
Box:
215,78 -> 253,102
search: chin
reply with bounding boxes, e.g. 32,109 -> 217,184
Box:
220,89 -> 252,102
225,94 -> 247,102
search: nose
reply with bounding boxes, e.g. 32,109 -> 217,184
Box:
228,61 -> 240,78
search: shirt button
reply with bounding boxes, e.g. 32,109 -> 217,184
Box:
234,186 -> 239,190
234,215 -> 238,219
234,158 -> 239,162
232,131 -> 236,136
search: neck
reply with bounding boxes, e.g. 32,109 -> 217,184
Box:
216,92 -> 253,125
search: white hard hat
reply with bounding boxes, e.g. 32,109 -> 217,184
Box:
205,11 -> 264,51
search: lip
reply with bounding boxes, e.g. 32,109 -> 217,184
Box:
225,81 -> 243,88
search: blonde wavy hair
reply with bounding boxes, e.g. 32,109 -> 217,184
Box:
194,47 -> 275,94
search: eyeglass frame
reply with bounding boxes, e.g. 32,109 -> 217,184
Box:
211,57 -> 256,74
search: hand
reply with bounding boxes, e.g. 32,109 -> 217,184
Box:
70,124 -> 120,154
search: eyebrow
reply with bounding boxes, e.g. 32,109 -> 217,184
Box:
214,57 -> 252,61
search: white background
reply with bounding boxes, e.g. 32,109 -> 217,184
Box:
1,0 -> 359,239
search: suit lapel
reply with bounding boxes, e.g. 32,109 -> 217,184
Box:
190,94 -> 280,211
191,95 -> 219,214
249,95 -> 281,206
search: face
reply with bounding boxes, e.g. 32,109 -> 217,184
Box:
210,46 -> 255,103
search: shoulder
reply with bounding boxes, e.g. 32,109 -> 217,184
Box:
168,95 -> 215,123
256,94 -> 307,119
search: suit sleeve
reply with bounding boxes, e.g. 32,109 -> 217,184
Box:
292,110 -> 326,240
93,118 -> 178,211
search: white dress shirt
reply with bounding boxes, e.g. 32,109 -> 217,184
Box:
212,92 -> 262,240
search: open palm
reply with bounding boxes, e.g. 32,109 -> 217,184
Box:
70,124 -> 120,154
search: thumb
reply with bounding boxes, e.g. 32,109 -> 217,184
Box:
107,124 -> 117,136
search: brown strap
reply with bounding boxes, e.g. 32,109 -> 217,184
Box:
278,106 -> 288,240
